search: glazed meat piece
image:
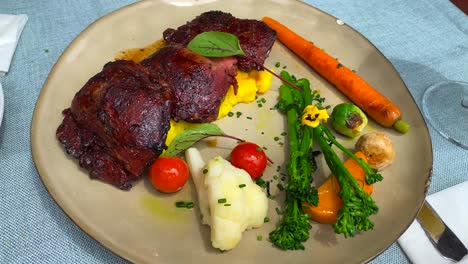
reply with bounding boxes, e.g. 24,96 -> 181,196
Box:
163,11 -> 276,72
141,45 -> 238,123
57,111 -> 135,189
57,60 -> 171,189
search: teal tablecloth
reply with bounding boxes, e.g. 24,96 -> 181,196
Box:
1,0 -> 467,263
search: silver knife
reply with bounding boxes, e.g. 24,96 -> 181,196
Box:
416,200 -> 468,262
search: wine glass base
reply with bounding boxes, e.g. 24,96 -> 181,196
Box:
422,81 -> 468,149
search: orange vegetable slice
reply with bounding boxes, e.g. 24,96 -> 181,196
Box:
303,152 -> 372,224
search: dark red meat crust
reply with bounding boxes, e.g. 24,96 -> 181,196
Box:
57,60 -> 171,189
163,11 -> 277,71
140,45 -> 238,123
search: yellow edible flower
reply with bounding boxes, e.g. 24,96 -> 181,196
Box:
302,105 -> 329,128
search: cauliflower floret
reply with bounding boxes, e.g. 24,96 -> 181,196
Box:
185,148 -> 268,251
185,148 -> 210,225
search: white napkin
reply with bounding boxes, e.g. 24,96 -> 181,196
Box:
0,14 -> 28,76
398,181 -> 468,264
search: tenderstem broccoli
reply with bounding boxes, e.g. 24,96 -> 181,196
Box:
269,72 -> 318,250
270,71 -> 384,249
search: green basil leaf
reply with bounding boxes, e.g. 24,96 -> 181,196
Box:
187,31 -> 246,57
164,123 -> 225,157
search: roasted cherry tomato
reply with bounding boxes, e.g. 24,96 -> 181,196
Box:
230,142 -> 267,179
149,157 -> 189,193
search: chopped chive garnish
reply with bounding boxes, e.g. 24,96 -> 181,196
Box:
275,62 -> 280,67
227,112 -> 234,117
256,178 -> 267,189
224,204 -> 231,207
281,132 -> 287,136
275,207 -> 282,215
273,175 -> 278,180
257,103 -> 263,107
262,146 -> 268,150
337,63 -> 343,68
202,169 -> 208,174
239,184 -> 246,188
175,201 -> 194,208
256,147 -> 263,152
261,98 -> 267,103
236,111 -> 242,118
246,116 -> 253,120
218,198 -> 227,203
257,235 -> 263,241
274,136 -> 280,141
264,217 -> 270,223
277,183 -> 284,191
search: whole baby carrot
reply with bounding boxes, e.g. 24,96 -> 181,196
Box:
262,16 -> 409,133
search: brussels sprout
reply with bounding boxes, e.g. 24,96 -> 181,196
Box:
331,103 -> 368,138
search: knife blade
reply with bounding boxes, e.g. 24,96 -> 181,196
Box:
416,200 -> 468,262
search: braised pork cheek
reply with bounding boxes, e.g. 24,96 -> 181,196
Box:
140,45 -> 238,123
57,60 -> 171,189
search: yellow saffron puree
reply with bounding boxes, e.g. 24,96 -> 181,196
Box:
165,70 -> 273,146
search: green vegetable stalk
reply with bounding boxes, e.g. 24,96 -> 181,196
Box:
314,125 -> 381,237
269,72 -> 319,250
271,71 -> 384,249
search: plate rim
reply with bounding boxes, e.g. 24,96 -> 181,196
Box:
30,0 -> 433,263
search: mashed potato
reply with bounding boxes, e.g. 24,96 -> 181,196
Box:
165,70 -> 273,146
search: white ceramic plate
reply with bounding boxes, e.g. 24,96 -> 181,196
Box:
31,1 -> 433,263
